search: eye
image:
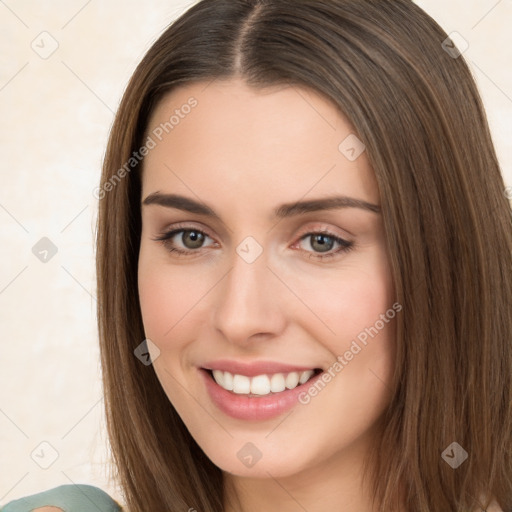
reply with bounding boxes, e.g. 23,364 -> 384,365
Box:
152,227 -> 216,256
152,226 -> 354,261
294,231 -> 354,260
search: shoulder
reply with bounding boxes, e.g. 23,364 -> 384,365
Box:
0,484 -> 122,511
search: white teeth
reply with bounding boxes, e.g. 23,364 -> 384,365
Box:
250,375 -> 270,395
212,370 -> 224,387
270,373 -> 286,392
299,370 -> 314,384
223,371 -> 234,391
232,374 -> 251,394
211,369 -> 316,395
285,372 -> 299,389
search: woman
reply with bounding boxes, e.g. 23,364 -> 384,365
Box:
3,0 -> 511,510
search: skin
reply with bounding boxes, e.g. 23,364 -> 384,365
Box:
138,78 -> 399,512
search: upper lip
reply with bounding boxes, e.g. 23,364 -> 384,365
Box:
201,359 -> 321,377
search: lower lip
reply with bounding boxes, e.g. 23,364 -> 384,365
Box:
199,368 -> 323,421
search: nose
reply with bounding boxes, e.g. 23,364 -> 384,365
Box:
212,244 -> 286,346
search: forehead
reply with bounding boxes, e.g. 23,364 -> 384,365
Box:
141,78 -> 379,209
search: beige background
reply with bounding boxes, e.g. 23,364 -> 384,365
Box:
0,0 -> 510,507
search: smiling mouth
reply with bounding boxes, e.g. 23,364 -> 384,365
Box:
204,368 -> 323,396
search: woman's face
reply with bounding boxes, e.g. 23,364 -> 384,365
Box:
138,78 -> 397,479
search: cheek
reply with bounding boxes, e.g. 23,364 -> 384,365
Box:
138,268 -> 168,341
290,248 -> 397,416
137,243 -> 204,342
290,246 -> 395,355
137,251 -> 197,403
137,266 -> 176,341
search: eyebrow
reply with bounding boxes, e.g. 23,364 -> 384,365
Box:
142,192 -> 381,218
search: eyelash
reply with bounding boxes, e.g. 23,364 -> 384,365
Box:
152,224 -> 354,261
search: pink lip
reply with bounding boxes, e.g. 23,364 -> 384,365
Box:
202,359 -> 320,377
199,368 -> 323,421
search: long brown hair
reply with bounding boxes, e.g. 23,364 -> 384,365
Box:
95,1 -> 512,510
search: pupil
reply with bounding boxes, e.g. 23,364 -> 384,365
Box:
184,230 -> 204,249
312,234 -> 333,253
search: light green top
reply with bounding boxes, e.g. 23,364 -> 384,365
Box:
0,484 -> 122,512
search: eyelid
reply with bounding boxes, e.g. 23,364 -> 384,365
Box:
154,221 -> 351,244
293,222 -> 353,241
157,221 -> 216,240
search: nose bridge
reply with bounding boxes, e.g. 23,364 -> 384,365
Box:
213,241 -> 284,343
